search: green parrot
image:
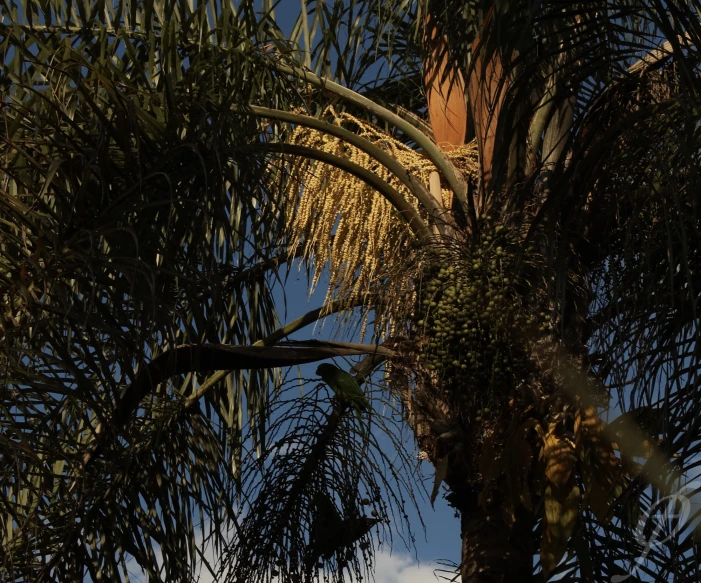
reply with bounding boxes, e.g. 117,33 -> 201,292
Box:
316,363 -> 369,414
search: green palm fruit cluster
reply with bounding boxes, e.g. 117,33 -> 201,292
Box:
412,226 -> 547,411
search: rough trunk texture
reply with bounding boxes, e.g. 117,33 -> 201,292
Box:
460,495 -> 534,583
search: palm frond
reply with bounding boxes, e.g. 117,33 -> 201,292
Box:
0,5 -> 304,577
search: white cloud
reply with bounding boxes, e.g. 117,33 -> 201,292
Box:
373,551 -> 445,583
187,549 -> 442,583
127,535 -> 443,583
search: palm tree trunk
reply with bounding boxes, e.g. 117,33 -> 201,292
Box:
402,379 -> 536,581
460,494 -> 534,583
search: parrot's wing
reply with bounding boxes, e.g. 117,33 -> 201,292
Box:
333,369 -> 366,399
317,364 -> 369,410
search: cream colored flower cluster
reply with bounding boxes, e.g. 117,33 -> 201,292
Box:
283,107 -> 478,328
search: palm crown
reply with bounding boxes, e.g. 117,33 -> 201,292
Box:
1,1 -> 700,582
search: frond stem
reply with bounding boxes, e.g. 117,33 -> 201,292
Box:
182,299 -> 368,410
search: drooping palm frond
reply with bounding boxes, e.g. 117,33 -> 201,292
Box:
543,470 -> 701,583
0,3 -> 441,578
577,70 -> 701,579
0,4 -> 307,578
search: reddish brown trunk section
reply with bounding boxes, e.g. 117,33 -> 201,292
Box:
460,498 -> 534,583
467,44 -> 506,190
424,25 -> 468,152
424,9 -> 510,198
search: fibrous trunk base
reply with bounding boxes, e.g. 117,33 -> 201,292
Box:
460,498 -> 534,583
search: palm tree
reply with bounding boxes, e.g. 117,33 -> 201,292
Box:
2,1 -> 701,582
